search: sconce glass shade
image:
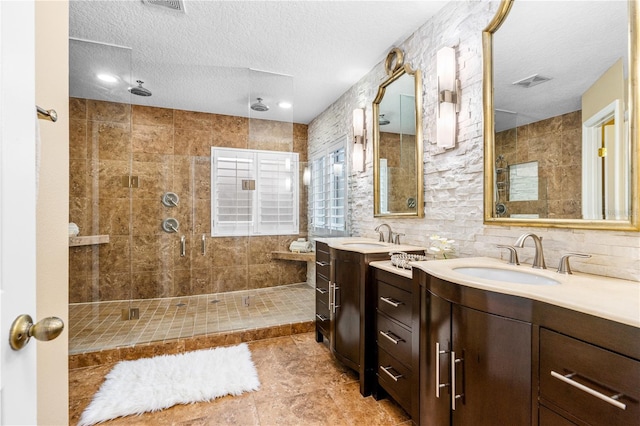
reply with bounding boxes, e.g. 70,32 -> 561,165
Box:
353,108 -> 365,138
302,167 -> 311,186
437,46 -> 457,149
352,141 -> 364,172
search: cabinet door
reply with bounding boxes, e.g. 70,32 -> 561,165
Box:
333,251 -> 361,368
452,305 -> 532,426
421,290 -> 453,426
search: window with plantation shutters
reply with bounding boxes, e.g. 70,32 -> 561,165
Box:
211,147 -> 299,236
309,137 -> 347,236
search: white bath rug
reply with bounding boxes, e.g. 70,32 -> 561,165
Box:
79,343 -> 260,426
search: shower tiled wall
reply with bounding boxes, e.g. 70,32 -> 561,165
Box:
495,110 -> 582,218
69,98 -> 308,303
379,132 -> 417,212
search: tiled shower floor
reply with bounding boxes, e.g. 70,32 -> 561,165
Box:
69,283 -> 314,355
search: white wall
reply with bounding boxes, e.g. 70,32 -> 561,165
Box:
35,1 -> 69,423
308,0 -> 639,282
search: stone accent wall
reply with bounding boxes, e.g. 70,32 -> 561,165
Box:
69,98 -> 309,303
308,0 -> 639,281
495,110 -> 582,219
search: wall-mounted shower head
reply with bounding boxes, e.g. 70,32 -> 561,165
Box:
379,114 -> 390,125
129,80 -> 152,97
250,98 -> 269,112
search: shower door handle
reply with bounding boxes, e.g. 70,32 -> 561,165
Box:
180,235 -> 186,257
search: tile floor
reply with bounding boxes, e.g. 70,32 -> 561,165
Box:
69,284 -> 314,354
69,332 -> 411,426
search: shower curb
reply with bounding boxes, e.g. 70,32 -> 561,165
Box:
69,320 -> 314,369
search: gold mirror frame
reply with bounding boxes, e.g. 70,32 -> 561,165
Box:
483,0 -> 639,231
373,49 -> 424,218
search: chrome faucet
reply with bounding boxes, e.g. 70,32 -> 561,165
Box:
514,233 -> 546,269
375,223 -> 392,243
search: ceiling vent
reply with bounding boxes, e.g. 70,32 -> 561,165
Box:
142,0 -> 186,13
512,74 -> 551,88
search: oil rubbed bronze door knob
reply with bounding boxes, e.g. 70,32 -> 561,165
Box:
9,314 -> 64,350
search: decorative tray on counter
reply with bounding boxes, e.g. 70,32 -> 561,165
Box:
390,251 -> 429,270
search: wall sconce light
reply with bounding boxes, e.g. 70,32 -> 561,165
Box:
352,108 -> 365,172
436,46 -> 460,149
302,166 -> 311,186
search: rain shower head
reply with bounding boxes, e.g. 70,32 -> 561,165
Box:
379,114 -> 390,125
250,97 -> 269,112
129,80 -> 152,97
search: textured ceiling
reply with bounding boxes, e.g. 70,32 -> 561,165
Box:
69,0 -> 448,124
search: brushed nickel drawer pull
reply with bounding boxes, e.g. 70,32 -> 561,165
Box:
435,342 -> 449,398
315,287 -> 328,294
550,371 -> 627,410
380,296 -> 402,308
379,330 -> 404,344
315,313 -> 328,322
380,365 -> 403,382
316,261 -> 329,267
451,351 -> 464,410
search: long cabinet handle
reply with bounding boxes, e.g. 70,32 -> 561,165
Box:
451,351 -> 464,410
435,342 -> 449,398
315,287 -> 328,294
550,371 -> 627,410
332,284 -> 340,313
379,330 -> 404,345
316,261 -> 329,267
315,313 -> 328,322
380,365 -> 403,382
328,281 -> 334,312
380,296 -> 402,308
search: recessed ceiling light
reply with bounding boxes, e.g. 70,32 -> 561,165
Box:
278,101 -> 292,109
97,73 -> 117,83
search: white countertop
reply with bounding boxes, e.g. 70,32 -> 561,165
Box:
369,260 -> 413,279
411,257 -> 640,328
315,237 -> 427,255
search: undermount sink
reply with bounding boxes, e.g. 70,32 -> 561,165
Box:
341,242 -> 389,248
453,267 -> 560,286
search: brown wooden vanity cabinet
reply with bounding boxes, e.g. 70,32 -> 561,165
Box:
420,274 -> 532,426
417,268 -> 640,426
314,241 -> 331,342
332,248 -> 389,396
373,267 -> 420,421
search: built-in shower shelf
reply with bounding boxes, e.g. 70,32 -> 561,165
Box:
271,251 -> 315,262
69,235 -> 110,247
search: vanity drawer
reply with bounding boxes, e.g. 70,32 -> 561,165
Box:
377,280 -> 412,328
315,274 -> 330,306
539,328 -> 640,426
315,248 -> 330,278
377,313 -> 412,368
377,347 -> 412,412
315,297 -> 330,333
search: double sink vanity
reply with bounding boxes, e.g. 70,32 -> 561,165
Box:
314,237 -> 640,426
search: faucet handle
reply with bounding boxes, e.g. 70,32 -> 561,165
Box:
497,244 -> 520,265
557,253 -> 591,274
392,233 -> 405,245
376,230 -> 385,242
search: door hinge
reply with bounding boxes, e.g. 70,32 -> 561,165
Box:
598,147 -> 607,158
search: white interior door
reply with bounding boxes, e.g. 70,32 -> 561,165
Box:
0,1 -> 38,424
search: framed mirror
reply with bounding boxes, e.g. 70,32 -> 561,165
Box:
483,0 -> 639,230
373,48 -> 424,217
